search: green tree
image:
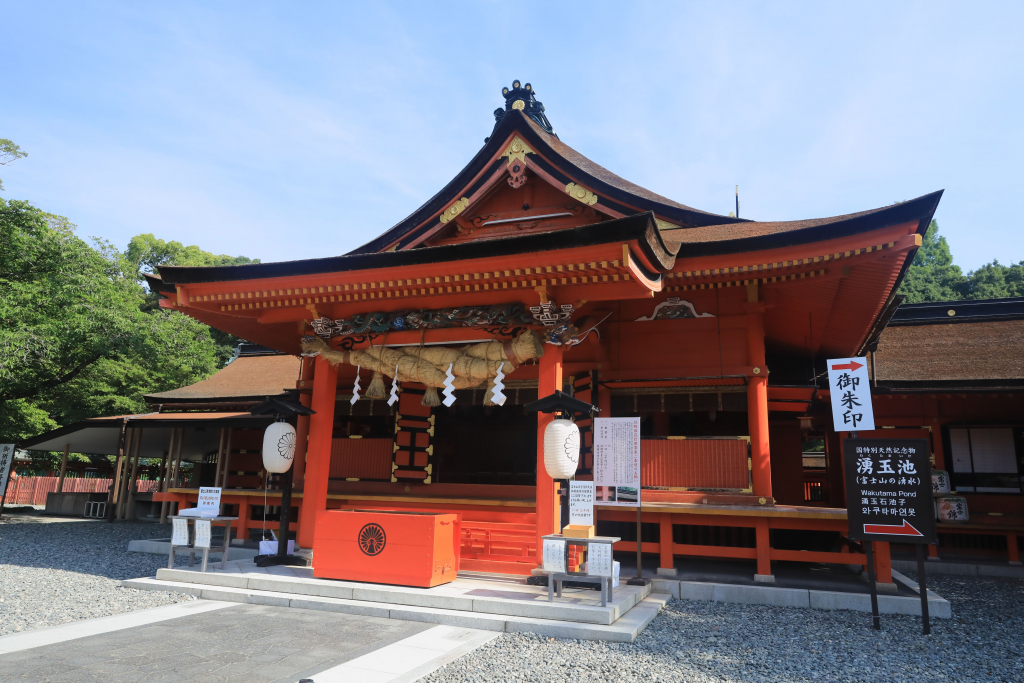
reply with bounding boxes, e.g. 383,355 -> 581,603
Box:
127,233 -> 260,363
897,220 -> 966,303
0,138 -> 27,192
962,260 -> 1024,299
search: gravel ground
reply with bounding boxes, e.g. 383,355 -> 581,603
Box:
0,514 -> 195,635
424,572 -> 1024,683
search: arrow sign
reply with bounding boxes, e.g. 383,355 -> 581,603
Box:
831,360 -> 864,371
863,520 -> 923,537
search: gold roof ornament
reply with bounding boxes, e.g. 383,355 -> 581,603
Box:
565,182 -> 598,206
439,197 -> 470,224
500,135 -> 534,166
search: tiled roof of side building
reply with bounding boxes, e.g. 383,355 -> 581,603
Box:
145,354 -> 300,401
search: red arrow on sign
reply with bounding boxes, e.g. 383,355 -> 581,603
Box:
864,520 -> 923,536
831,361 -> 864,371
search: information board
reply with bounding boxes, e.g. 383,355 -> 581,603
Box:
587,542 -> 613,578
171,518 -> 190,546
568,480 -> 595,527
593,417 -> 641,507
194,520 -> 212,549
826,358 -> 875,432
843,438 -> 936,544
0,444 -> 14,497
197,487 -> 222,514
542,538 -> 566,573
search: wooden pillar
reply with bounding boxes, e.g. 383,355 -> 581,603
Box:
297,355 -> 338,549
220,429 -> 234,491
754,517 -> 772,580
535,343 -> 564,564
931,419 -> 946,470
124,428 -> 143,520
160,428 -> 180,524
659,513 -> 675,572
56,444 -> 70,493
213,429 -> 226,488
746,284 -> 773,500
115,429 -> 136,520
873,540 -> 893,586
294,357 -> 315,487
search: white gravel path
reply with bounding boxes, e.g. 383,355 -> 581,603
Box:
424,572 -> 1024,683
0,514 -> 195,635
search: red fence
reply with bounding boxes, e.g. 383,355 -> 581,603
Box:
641,437 -> 750,489
330,438 -> 393,481
2,475 -> 160,506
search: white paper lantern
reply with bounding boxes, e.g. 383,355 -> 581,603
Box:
262,422 -> 296,473
544,418 -> 580,479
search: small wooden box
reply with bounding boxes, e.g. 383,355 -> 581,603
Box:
562,524 -> 596,538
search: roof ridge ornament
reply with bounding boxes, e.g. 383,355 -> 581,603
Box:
493,80 -> 556,137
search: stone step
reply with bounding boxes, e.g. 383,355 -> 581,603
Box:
123,577 -> 671,642
151,566 -> 648,625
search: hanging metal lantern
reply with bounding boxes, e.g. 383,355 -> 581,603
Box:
262,421 -> 296,473
543,418 -> 580,479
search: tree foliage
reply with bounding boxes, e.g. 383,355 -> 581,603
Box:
0,138 -> 27,192
898,220 -> 1024,303
0,201 -> 257,443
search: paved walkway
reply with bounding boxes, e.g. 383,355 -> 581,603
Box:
0,601 -> 496,682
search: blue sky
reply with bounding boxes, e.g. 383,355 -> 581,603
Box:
3,2 -> 1022,271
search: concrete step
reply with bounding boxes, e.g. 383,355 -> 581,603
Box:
150,565 -> 647,625
123,577 -> 671,642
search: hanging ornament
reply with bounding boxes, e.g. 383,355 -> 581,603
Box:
442,363 -> 457,407
262,421 -> 296,473
490,363 -> 507,406
388,364 -> 400,406
543,418 -> 580,479
350,365 -> 361,405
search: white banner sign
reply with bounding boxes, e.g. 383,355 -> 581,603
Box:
593,417 -> 641,506
194,520 -> 212,549
171,518 -> 190,546
197,487 -> 222,514
826,358 -> 875,432
0,444 -> 15,496
587,542 -> 613,578
568,480 -> 595,527
542,538 -> 566,574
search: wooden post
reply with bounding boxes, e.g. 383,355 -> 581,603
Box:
297,355 -> 338,549
108,418 -> 129,522
754,517 -> 772,580
220,428 -> 234,491
57,444 -> 70,493
170,427 -> 184,515
746,283 -> 773,500
213,428 -> 226,488
293,356 -> 315,487
659,513 -> 675,573
873,540 -> 893,585
115,429 -> 136,520
535,343 -> 564,564
123,428 -> 143,520
160,428 -> 179,524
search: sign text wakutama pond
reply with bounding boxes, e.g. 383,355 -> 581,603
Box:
843,438 -> 936,545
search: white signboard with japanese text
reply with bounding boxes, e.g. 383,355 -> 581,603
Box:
587,542 -> 613,578
593,417 -> 641,507
194,520 -> 212,549
0,444 -> 15,497
197,487 -> 222,513
568,480 -> 595,527
826,358 -> 875,432
542,538 -> 566,573
171,518 -> 190,546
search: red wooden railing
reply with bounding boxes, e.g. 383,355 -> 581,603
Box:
2,475 -> 160,506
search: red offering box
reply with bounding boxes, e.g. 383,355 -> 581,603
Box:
313,510 -> 460,587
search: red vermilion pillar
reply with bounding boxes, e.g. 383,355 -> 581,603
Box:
292,356 -> 315,487
297,356 -> 337,550
536,343 -> 564,564
746,293 -> 773,501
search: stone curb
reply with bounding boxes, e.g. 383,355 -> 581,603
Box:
121,577 -> 671,642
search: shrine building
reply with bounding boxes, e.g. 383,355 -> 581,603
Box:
26,81 -> 1024,582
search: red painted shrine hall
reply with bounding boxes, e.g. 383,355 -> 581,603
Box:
137,81 -> 970,582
